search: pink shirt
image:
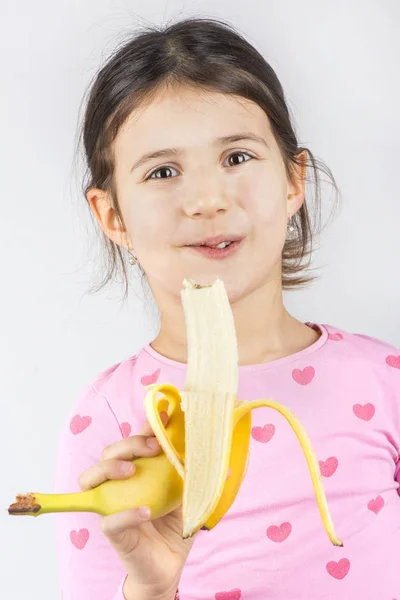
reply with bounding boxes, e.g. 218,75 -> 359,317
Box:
54,323 -> 400,599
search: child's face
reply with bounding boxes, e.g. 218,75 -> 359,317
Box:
90,84 -> 305,302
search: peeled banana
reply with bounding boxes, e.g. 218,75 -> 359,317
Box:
8,278 -> 343,547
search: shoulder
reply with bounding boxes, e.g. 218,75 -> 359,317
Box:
81,342 -> 158,397
67,354 -> 137,410
321,323 -> 400,374
58,348 -> 150,442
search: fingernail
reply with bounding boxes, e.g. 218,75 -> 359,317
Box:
119,462 -> 134,473
139,506 -> 151,519
146,437 -> 159,449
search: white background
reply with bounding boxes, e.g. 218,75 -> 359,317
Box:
1,0 -> 399,597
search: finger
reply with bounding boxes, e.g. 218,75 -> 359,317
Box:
102,411 -> 169,461
100,506 -> 151,545
102,433 -> 161,462
78,458 -> 136,491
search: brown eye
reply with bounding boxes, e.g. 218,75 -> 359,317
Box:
226,151 -> 253,167
146,166 -> 178,180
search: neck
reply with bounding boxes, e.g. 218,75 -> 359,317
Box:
149,278 -> 319,366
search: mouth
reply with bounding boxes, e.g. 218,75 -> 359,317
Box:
186,234 -> 243,248
184,235 -> 244,260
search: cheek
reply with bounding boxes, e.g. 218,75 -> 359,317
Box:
237,175 -> 288,263
239,177 -> 286,225
126,199 -> 171,244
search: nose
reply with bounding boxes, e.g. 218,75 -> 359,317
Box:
182,180 -> 232,219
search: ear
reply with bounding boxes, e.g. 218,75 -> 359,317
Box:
286,150 -> 307,217
86,188 -> 132,249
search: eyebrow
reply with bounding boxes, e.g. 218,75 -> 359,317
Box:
130,132 -> 269,173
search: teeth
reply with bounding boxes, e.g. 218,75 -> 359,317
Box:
215,241 -> 231,249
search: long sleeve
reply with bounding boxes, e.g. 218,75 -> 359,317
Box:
381,346 -> 400,492
53,381 -> 129,599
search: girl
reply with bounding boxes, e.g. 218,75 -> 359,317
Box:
54,16 -> 400,600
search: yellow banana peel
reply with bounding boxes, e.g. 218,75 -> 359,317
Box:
8,278 -> 343,547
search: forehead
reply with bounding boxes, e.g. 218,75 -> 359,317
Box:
117,85 -> 272,149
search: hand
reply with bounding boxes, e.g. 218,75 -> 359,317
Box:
78,412 -> 195,600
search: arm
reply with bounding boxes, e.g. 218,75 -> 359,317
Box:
53,381 -> 130,599
384,348 -> 400,493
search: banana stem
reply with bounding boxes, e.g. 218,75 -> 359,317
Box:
236,399 -> 343,547
8,490 -> 97,517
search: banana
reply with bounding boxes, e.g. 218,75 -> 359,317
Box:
8,386 -> 185,519
7,381 -> 250,531
8,278 -> 343,547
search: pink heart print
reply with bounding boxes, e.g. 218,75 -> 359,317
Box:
353,403 -> 375,421
266,521 -> 292,543
251,424 -> 275,443
319,456 -> 338,477
121,422 -> 131,438
215,589 -> 242,600
292,366 -> 315,385
386,354 -> 400,369
140,368 -> 161,386
367,495 -> 384,514
328,332 -> 343,341
326,558 -> 350,579
70,415 -> 92,435
70,528 -> 89,550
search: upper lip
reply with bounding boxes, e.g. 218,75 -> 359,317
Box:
185,234 -> 243,247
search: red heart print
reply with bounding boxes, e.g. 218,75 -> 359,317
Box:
319,456 -> 338,477
266,521 -> 292,543
251,424 -> 275,443
121,422 -> 131,438
140,368 -> 161,386
215,589 -> 242,600
386,355 -> 400,369
292,366 -> 315,385
70,415 -> 92,435
70,528 -> 89,550
353,403 -> 375,421
326,558 -> 350,579
367,495 -> 384,514
328,333 -> 343,341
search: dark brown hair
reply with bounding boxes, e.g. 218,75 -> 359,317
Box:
76,16 -> 340,300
